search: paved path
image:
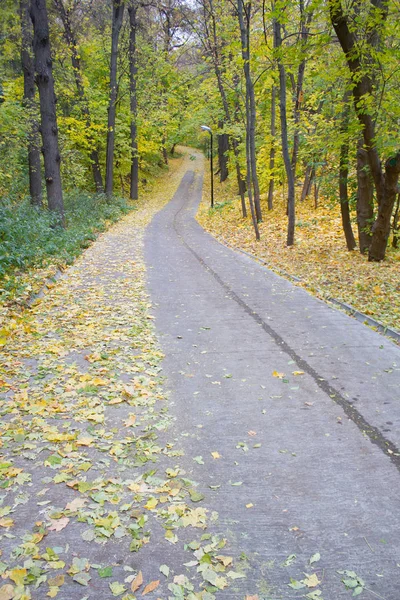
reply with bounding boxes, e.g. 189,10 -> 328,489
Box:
145,162 -> 400,599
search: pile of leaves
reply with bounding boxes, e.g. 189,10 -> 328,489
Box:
197,175 -> 400,334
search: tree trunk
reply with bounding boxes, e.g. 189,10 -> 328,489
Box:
54,0 -> 103,193
206,1 -> 246,215
218,129 -> 229,182
267,85 -> 275,210
105,0 -> 125,196
237,0 -> 262,222
128,3 -> 139,200
356,141 -> 374,254
392,193 -> 400,249
301,164 -> 314,201
274,16 -> 295,246
30,0 -> 64,222
20,0 -> 42,206
339,92 -> 356,251
290,1 -> 312,182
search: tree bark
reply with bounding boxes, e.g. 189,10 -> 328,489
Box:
267,85 -> 276,210
356,140 -> 374,254
218,129 -> 229,182
128,2 -> 139,200
301,164 -> 314,201
30,0 -> 64,221
274,15 -> 295,246
105,0 -> 125,196
329,0 -> 400,261
20,0 -> 42,206
290,1 -> 312,182
237,0 -> 262,222
54,0 -> 103,193
392,193 -> 400,249
339,92 -> 356,251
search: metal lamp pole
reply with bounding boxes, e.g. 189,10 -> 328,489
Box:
201,125 -> 214,208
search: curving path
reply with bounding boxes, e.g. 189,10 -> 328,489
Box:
145,157 -> 400,599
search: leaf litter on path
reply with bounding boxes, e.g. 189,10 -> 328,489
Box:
0,151 -> 247,599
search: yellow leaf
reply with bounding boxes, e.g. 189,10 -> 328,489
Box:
216,555 -> 233,567
142,580 -> 159,595
76,437 -> 93,447
292,371 -> 305,376
0,518 -> 14,528
47,587 -> 59,598
109,397 -> 125,405
9,568 -> 27,586
144,497 -> 158,510
211,451 -> 221,459
272,371 -> 284,379
65,497 -> 87,511
246,503 -> 254,509
304,573 -> 320,588
131,571 -> 143,593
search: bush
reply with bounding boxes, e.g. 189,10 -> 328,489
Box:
0,191 -> 132,292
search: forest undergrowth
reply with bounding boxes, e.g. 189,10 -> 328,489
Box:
197,172 -> 400,335
0,153 -> 185,341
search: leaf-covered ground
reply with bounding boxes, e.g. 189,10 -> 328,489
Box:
0,152 -> 247,599
197,176 -> 400,335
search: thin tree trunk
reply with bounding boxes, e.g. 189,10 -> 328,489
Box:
20,0 -> 42,206
301,164 -> 314,201
291,1 -> 312,182
237,0 -> 262,222
30,0 -> 64,222
392,193 -> 400,249
128,3 -> 138,200
206,0 -> 246,214
105,0 -> 125,196
218,129 -> 229,182
54,0 -> 103,192
339,92 -> 356,251
356,140 -> 374,254
274,15 -> 295,246
267,85 -> 276,210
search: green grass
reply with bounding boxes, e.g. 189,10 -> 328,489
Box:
0,191 -> 132,302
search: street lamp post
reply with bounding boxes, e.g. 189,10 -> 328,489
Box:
200,125 -> 214,208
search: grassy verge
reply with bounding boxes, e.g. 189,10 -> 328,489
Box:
0,153 -> 186,331
197,171 -> 400,334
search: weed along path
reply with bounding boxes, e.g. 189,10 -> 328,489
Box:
145,153 -> 400,599
0,153 -> 399,600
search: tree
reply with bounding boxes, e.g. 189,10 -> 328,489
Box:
53,0 -> 104,193
273,2 -> 295,246
20,0 -> 42,206
237,0 -> 262,223
30,0 -> 64,221
329,0 -> 400,261
105,0 -> 125,196
128,1 -> 139,200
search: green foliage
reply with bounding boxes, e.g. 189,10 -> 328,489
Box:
0,193 -> 131,299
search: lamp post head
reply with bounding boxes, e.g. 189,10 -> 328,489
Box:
200,125 -> 212,134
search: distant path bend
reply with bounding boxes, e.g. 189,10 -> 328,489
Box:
145,158 -> 400,598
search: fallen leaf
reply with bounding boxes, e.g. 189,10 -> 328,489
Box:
48,517 -> 69,532
305,573 -> 321,588
131,571 -> 143,593
0,585 -> 14,600
66,497 -> 87,511
246,503 -> 254,509
272,371 -> 285,378
211,451 -> 221,459
142,580 -> 159,595
292,371 -> 305,376
124,414 -> 136,427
